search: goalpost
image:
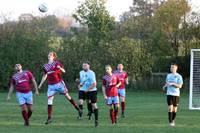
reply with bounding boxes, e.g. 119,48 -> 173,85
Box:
189,49 -> 200,110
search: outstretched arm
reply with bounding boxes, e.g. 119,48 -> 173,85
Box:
38,74 -> 47,89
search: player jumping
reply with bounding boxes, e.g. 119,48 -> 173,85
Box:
102,65 -> 121,125
38,51 -> 81,124
7,64 -> 39,126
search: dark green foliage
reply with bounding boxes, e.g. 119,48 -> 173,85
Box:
0,16 -> 58,90
1,0 -> 200,91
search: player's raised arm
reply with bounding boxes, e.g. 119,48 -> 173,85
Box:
57,65 -> 65,73
7,83 -> 14,100
38,74 -> 47,89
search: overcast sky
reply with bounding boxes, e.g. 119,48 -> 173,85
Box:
0,0 -> 199,21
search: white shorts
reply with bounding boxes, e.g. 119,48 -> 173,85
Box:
118,89 -> 126,97
47,81 -> 68,98
106,96 -> 119,105
16,91 -> 33,105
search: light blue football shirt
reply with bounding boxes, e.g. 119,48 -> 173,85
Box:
79,70 -> 97,92
166,73 -> 183,96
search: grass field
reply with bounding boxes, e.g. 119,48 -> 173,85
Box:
0,91 -> 200,133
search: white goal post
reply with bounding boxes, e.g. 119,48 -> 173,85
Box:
189,49 -> 200,110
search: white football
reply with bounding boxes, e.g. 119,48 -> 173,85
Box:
39,3 -> 48,13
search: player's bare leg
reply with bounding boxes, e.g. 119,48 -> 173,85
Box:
21,104 -> 29,126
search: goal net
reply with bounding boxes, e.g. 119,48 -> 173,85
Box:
189,49 -> 200,110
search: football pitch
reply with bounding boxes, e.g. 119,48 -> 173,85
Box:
0,91 -> 200,133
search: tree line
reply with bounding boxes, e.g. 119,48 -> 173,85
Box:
0,0 -> 199,91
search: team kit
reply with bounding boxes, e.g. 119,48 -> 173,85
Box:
7,52 -> 183,127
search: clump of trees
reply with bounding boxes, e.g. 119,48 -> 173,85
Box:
0,0 -> 200,91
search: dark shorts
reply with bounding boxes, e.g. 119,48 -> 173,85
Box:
78,90 -> 97,103
167,95 -> 180,106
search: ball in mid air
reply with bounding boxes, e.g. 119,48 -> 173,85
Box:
39,3 -> 48,13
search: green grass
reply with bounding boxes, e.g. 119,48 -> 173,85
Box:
0,91 -> 200,133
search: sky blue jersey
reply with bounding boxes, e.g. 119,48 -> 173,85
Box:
166,73 -> 183,96
79,70 -> 97,92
